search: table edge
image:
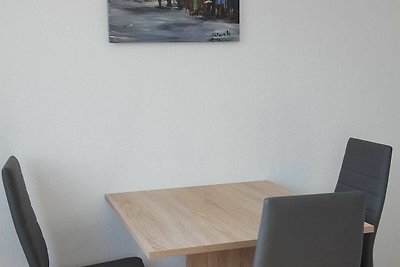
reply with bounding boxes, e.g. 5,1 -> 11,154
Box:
105,194 -> 155,259
148,222 -> 374,259
148,240 -> 257,259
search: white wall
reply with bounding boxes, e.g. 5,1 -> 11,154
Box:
1,0 -> 399,266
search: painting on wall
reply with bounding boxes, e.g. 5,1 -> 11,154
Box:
108,0 -> 239,43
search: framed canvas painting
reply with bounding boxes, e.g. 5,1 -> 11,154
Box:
108,0 -> 239,43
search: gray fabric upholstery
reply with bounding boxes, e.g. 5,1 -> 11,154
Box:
253,192 -> 365,267
2,156 -> 144,267
335,138 -> 392,267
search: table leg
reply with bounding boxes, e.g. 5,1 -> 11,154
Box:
186,247 -> 255,267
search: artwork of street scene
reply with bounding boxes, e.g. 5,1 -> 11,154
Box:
108,0 -> 240,43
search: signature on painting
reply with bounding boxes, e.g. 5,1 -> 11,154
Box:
210,30 -> 232,42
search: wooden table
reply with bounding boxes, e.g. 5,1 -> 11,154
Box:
106,181 -> 374,267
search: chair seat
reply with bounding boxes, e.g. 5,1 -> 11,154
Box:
84,257 -> 144,267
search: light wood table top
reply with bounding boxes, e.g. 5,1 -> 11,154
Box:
106,180 -> 374,260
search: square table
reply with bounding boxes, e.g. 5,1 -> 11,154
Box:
106,180 -> 374,267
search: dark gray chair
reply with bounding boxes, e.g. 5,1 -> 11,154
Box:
253,192 -> 366,267
2,156 -> 144,267
335,138 -> 392,267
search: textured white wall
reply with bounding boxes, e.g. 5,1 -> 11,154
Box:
1,0 -> 399,266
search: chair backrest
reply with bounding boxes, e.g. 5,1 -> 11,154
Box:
253,192 -> 366,267
335,138 -> 392,267
2,156 -> 49,267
